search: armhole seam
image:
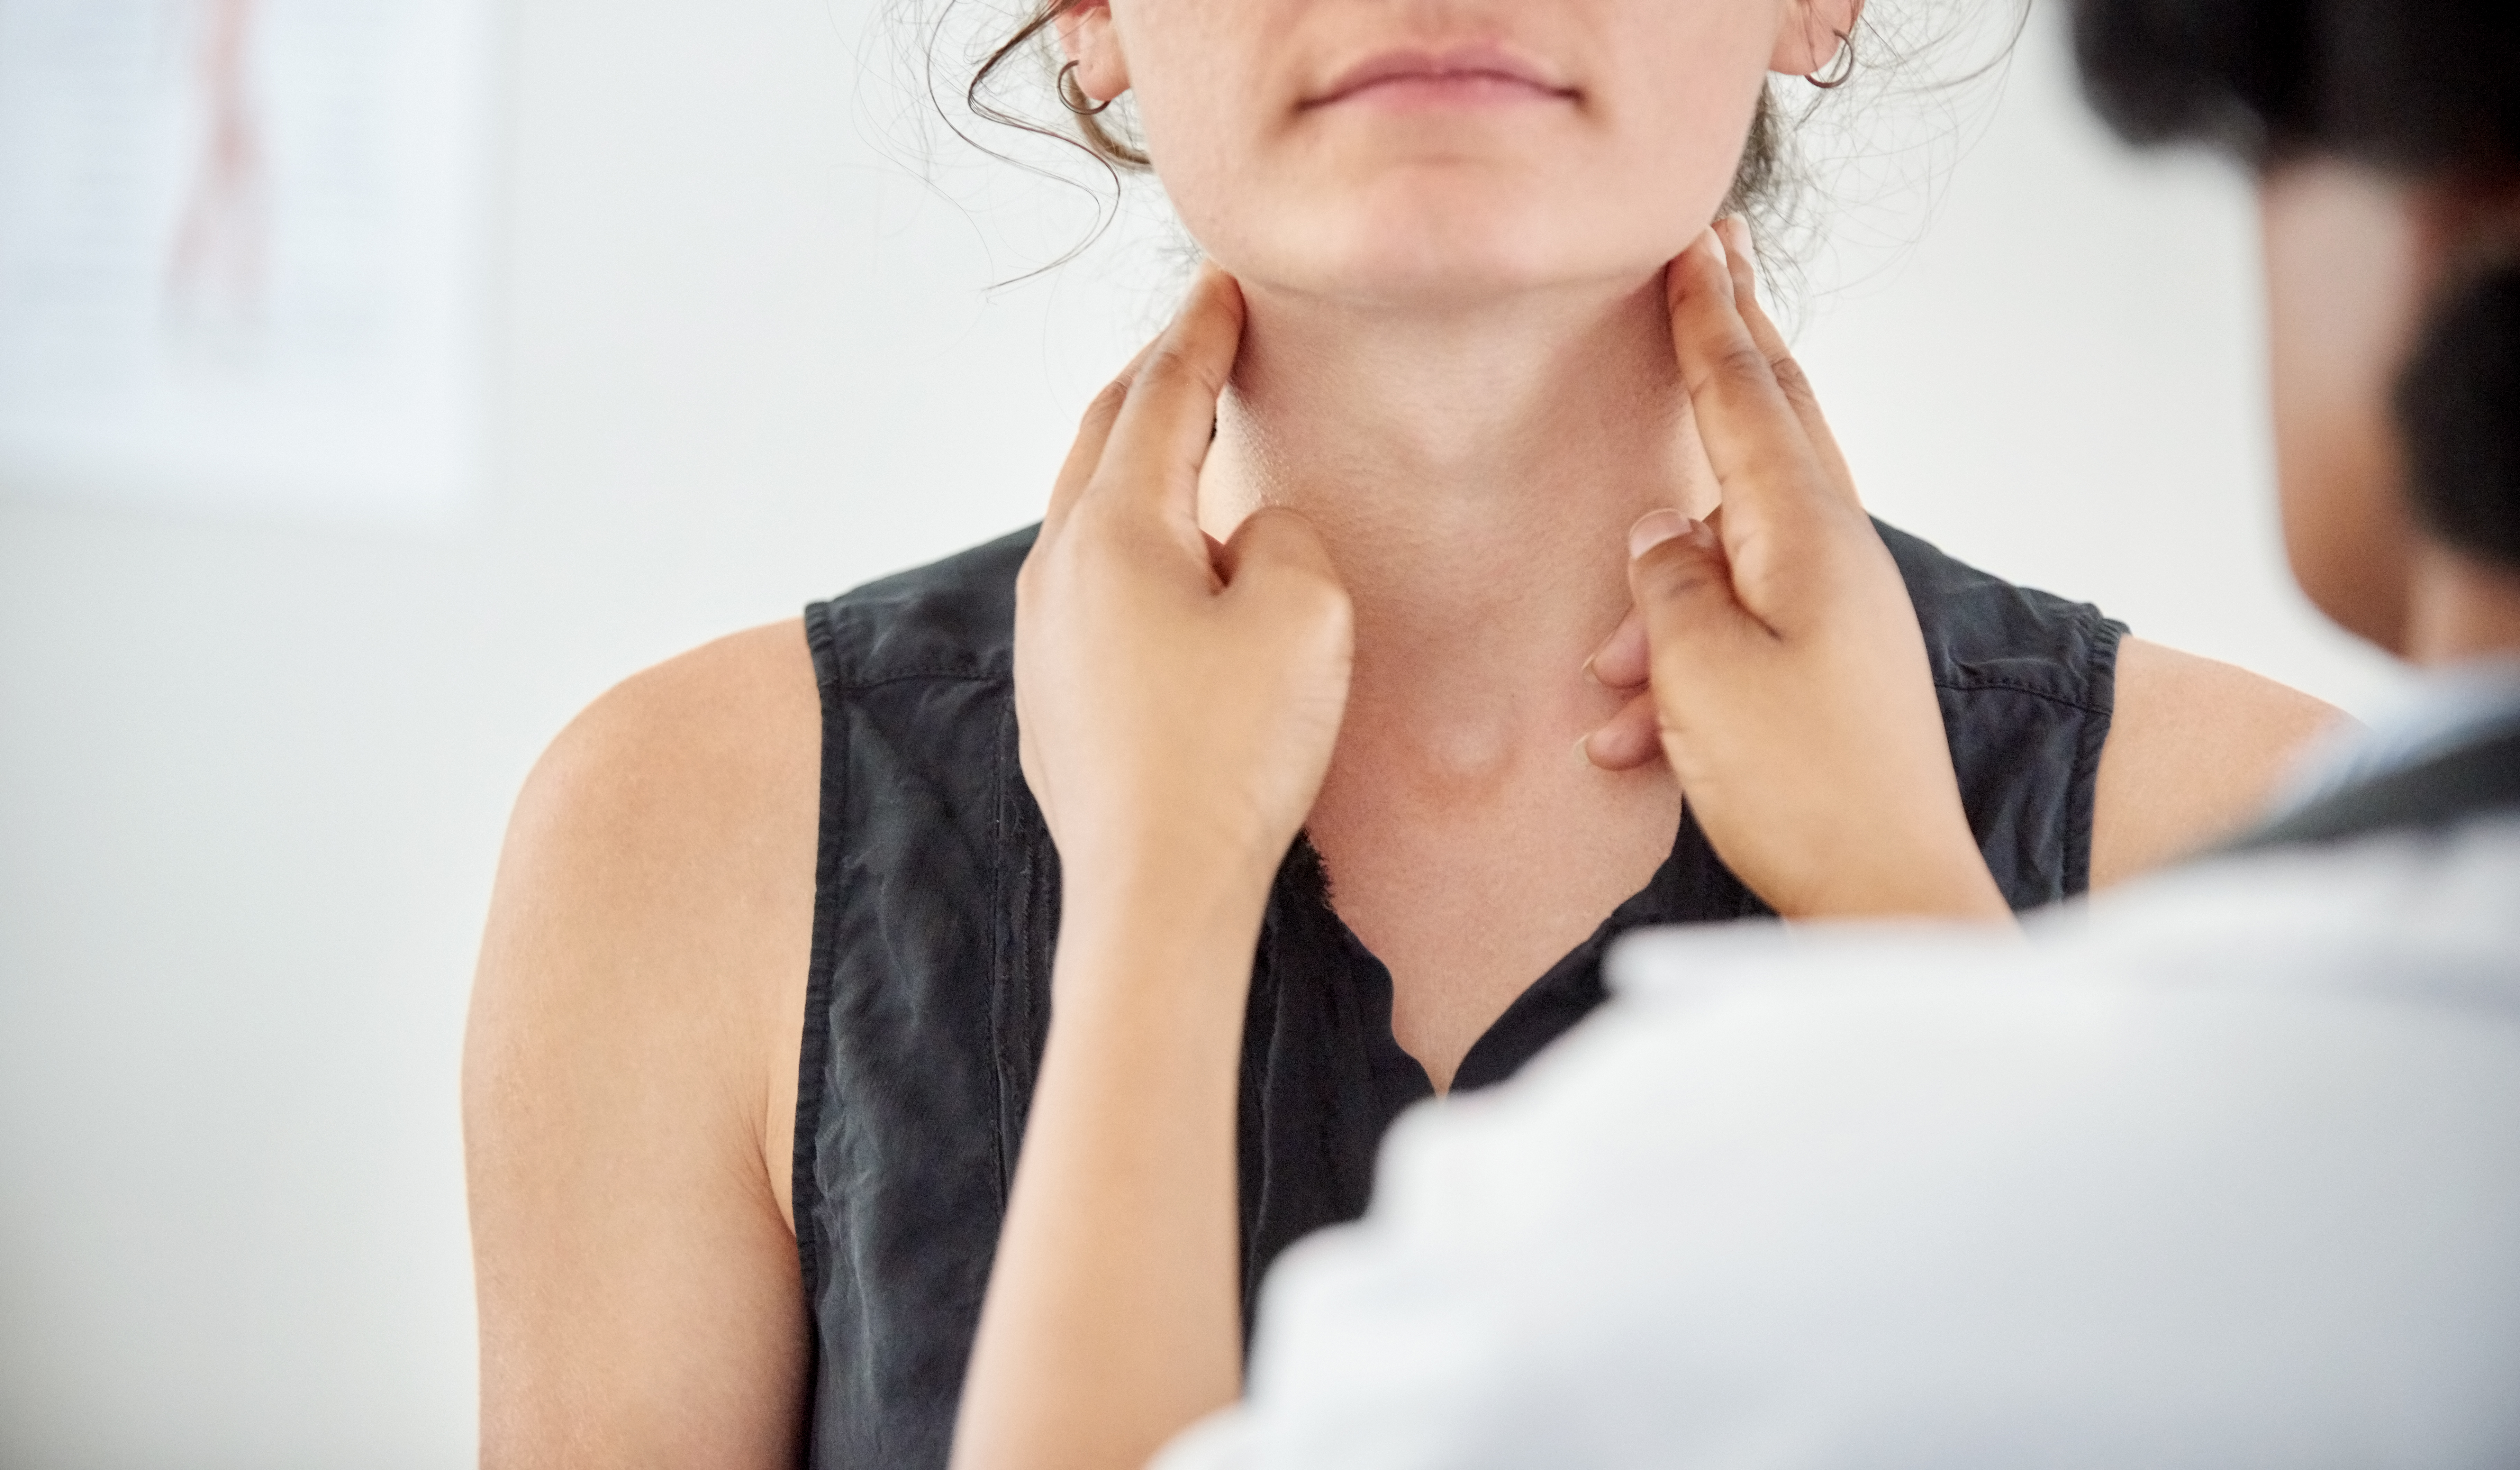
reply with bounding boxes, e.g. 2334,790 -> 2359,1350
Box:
2067,613 -> 2132,897
793,600 -> 852,1409
988,700 -> 1014,1214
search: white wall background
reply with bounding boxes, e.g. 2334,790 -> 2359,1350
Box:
0,1 -> 2401,1465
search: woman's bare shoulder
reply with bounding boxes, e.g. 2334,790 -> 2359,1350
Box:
465,620 -> 821,1467
479,615 -> 821,1187
494,623 -> 817,1016
524,619 -> 821,838
2091,637 -> 2349,887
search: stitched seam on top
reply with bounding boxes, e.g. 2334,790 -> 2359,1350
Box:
988,701 -> 1015,1216
2064,616 -> 2129,897
790,600 -> 852,1421
836,669 -> 1008,693
1931,674 -> 2110,716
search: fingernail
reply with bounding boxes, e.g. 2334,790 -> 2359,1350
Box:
1629,509 -> 1694,559
1576,732 -> 1602,769
1702,226 -> 1728,270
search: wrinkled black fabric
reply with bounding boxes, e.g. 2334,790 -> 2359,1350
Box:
794,521 -> 2125,1470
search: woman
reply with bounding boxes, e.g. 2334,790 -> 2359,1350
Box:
951,0 -> 2520,1463
463,1 -> 2333,1465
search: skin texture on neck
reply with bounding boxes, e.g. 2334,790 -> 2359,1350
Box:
1060,0 -> 1828,759
1198,271 -> 1713,782
1192,269 -> 1718,1088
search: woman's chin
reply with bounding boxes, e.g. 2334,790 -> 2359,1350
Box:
1182,176 -> 1693,313
1219,221 -> 1663,313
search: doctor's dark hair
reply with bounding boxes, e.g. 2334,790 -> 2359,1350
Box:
2072,0 -> 2520,567
2399,270 -> 2520,566
2069,0 -> 2520,171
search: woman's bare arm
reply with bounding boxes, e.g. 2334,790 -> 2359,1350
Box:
465,621 -> 819,1469
2091,638 -> 2347,887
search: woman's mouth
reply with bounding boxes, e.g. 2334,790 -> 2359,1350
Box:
1303,45 -> 1579,112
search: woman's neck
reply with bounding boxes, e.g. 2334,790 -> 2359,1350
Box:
1198,273 -> 1715,780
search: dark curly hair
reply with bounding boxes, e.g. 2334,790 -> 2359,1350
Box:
2073,0 -> 2520,567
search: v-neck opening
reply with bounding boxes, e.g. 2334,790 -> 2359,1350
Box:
1278,808 -> 1758,1099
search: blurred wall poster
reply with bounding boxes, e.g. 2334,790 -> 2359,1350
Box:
0,0 -> 493,521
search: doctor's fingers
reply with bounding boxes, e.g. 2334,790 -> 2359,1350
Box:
1713,218 -> 1860,513
1076,265 -> 1245,540
1664,234 -> 1843,549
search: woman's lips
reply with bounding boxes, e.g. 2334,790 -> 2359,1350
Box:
1304,45 -> 1578,111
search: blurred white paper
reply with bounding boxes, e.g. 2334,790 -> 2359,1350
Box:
0,0 -> 492,522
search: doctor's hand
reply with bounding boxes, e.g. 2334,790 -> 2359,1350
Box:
1015,265 -> 1354,943
1583,223 -> 2010,923
968,266 -> 1348,1470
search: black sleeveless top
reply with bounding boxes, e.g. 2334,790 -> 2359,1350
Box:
792,521 -> 2126,1469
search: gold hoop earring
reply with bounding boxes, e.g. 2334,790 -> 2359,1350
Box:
1807,28 -> 1856,91
1058,60 -> 1115,117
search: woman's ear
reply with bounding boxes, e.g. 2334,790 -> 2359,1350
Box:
1054,0 -> 1131,105
1771,0 -> 1865,79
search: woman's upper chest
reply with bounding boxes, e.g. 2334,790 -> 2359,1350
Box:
1300,751 -> 1685,1090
